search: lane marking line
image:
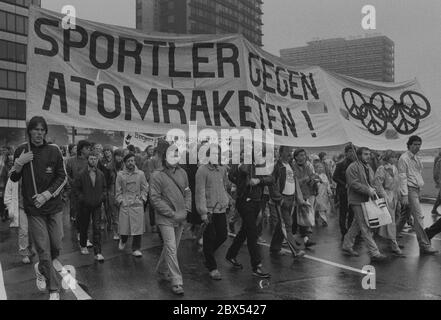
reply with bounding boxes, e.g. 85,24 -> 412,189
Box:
0,262 -> 7,300
52,259 -> 92,300
228,232 -> 368,275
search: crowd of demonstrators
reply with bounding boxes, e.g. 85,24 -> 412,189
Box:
3,116 -> 441,299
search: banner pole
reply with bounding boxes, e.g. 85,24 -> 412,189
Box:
27,139 -> 38,197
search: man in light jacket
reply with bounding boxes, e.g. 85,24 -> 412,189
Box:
342,147 -> 387,262
398,136 -> 437,255
150,140 -> 191,295
195,146 -> 231,280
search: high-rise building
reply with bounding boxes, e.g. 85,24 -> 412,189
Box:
0,0 -> 41,145
136,0 -> 264,47
280,35 -> 395,82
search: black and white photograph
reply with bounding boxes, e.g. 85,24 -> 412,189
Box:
0,0 -> 440,307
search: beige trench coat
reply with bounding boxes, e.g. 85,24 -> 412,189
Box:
115,168 -> 149,236
374,164 -> 400,240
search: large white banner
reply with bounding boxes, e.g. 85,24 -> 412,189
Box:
26,7 -> 441,150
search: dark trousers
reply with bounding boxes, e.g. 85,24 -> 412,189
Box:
226,200 -> 262,269
28,212 -> 63,292
70,192 -> 80,232
338,190 -> 354,236
0,196 -> 7,220
78,205 -> 102,254
425,218 -> 441,240
203,213 -> 228,271
120,234 -> 142,251
148,202 -> 156,226
432,189 -> 441,212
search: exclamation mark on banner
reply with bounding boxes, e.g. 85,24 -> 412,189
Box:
301,111 -> 317,138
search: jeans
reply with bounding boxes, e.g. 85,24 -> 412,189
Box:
28,211 -> 63,292
270,195 -> 297,253
78,205 -> 102,254
120,234 -> 142,251
203,213 -> 228,271
156,223 -> 185,286
226,200 -> 262,269
18,209 -> 33,257
343,205 -> 381,257
406,187 -> 431,249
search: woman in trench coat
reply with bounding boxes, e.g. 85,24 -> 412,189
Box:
115,153 -> 149,256
373,150 -> 404,256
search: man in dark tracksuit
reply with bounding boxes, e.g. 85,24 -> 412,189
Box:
10,116 -> 67,300
332,144 -> 356,239
225,161 -> 274,278
74,152 -> 107,260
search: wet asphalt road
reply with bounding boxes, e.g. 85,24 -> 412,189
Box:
1,203 -> 441,300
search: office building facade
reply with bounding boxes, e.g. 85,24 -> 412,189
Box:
0,0 -> 41,145
136,0 -> 264,47
280,36 -> 394,82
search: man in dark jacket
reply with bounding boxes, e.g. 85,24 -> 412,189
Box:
66,140 -> 91,239
332,144 -> 356,239
341,147 -> 387,262
75,151 -> 106,261
10,116 -> 67,300
225,148 -> 274,278
269,146 -> 307,257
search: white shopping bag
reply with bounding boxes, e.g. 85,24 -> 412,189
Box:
361,196 -> 392,228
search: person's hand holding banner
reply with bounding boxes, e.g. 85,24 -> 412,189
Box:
33,191 -> 52,208
15,150 -> 33,171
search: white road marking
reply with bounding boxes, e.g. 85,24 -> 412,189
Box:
52,259 -> 92,300
0,262 -> 7,300
228,232 -> 368,275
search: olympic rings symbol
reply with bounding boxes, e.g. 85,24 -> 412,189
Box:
341,88 -> 431,135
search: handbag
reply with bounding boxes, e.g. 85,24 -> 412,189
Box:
361,195 -> 392,228
297,199 -> 315,227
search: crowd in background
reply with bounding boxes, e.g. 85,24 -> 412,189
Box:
1,116 -> 441,299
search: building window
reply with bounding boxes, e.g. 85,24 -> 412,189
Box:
168,15 -> 175,23
0,0 -> 40,8
0,10 -> 28,35
0,40 -> 26,63
0,69 -> 26,91
0,98 -> 26,120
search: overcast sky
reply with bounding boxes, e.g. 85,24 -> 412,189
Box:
41,0 -> 441,108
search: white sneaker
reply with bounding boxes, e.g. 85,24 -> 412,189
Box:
86,240 -> 93,248
22,256 -> 31,264
113,234 -> 120,241
80,247 -> 89,255
49,292 -> 60,300
132,250 -> 142,257
95,254 -> 105,262
118,240 -> 126,250
34,263 -> 47,292
77,233 -> 80,241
